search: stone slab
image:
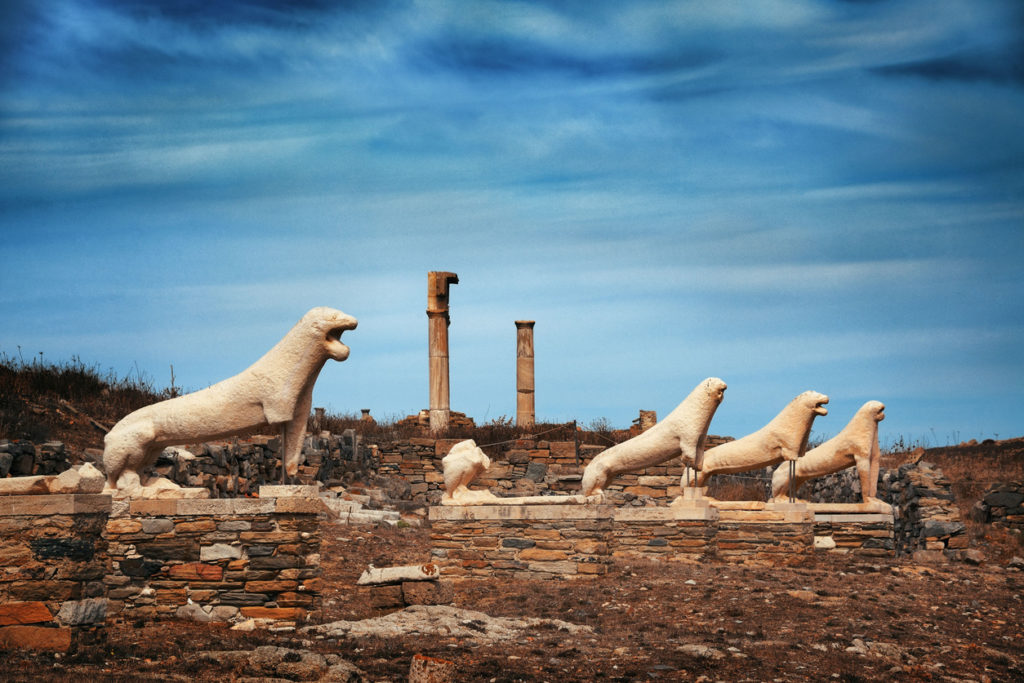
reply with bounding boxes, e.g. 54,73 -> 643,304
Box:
708,500 -> 767,511
274,497 -> 326,514
130,498 -> 277,516
0,494 -> 112,516
259,485 -> 321,499
0,625 -> 72,651
0,602 -> 53,626
716,508 -> 814,523
613,506 -> 718,522
806,502 -> 893,514
814,513 -> 895,523
429,504 -> 614,521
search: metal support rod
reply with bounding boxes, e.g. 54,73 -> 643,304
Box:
788,460 -> 796,503
280,422 -> 288,485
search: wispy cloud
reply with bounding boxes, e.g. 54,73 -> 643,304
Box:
1,0 -> 1021,440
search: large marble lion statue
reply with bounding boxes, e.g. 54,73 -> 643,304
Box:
770,400 -> 887,506
102,306 -> 357,497
694,390 -> 828,488
581,377 -> 727,497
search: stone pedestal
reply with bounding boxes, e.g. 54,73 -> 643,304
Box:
813,512 -> 895,556
0,494 -> 112,652
106,497 -> 323,625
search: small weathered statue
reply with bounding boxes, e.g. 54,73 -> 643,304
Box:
770,400 -> 888,509
440,439 -> 500,505
102,307 -> 357,497
694,390 -> 829,487
581,377 -> 727,498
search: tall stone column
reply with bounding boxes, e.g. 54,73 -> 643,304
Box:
515,320 -> 535,427
427,271 -> 459,432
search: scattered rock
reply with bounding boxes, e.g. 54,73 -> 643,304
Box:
306,605 -> 591,641
677,644 -> 725,660
408,653 -> 457,683
175,603 -> 212,623
963,548 -> 985,565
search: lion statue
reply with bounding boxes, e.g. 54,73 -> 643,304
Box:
440,439 -> 499,505
694,390 -> 829,488
770,400 -> 887,507
581,377 -> 727,498
102,306 -> 357,497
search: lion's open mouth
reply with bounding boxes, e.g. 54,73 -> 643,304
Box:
814,397 -> 829,416
325,319 -> 357,360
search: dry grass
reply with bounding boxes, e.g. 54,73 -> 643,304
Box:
0,353 -> 165,448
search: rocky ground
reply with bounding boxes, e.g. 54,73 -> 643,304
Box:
5,522 -> 1024,682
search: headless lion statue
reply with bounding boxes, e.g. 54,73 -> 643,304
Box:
102,307 -> 357,497
771,400 -> 887,507
694,390 -> 828,488
440,439 -> 500,505
581,377 -> 727,498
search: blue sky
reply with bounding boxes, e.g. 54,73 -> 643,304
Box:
2,0 -> 1022,447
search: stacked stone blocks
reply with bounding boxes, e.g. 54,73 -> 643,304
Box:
104,497 -> 322,625
972,482 -> 1024,533
0,494 -> 111,651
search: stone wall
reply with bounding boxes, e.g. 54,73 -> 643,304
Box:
803,461 -> 966,558
105,497 -> 323,626
972,482 -> 1024,533
0,494 -> 111,651
1,432 -> 375,498
428,504 -> 818,579
0,440 -> 72,478
378,436 -> 734,505
813,514 -> 894,557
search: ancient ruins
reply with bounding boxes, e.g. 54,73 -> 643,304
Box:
3,285 -> 988,667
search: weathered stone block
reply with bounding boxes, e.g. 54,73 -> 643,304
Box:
244,580 -> 298,593
401,581 -> 453,606
200,543 -> 242,561
0,602 -> 52,626
107,519 -> 143,534
0,625 -> 71,652
119,558 -> 163,577
219,592 -> 269,606
29,538 -> 95,561
518,548 -> 568,561
140,518 -> 175,534
55,598 -> 107,626
239,606 -> 306,621
168,563 -> 224,581
369,585 -> 404,609
136,538 -> 199,561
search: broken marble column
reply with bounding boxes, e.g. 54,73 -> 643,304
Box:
515,320 -> 536,427
427,271 -> 459,432
357,563 -> 441,585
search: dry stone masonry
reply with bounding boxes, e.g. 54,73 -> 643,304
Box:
0,494 -> 111,651
105,495 -> 323,626
972,482 -> 1024,533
